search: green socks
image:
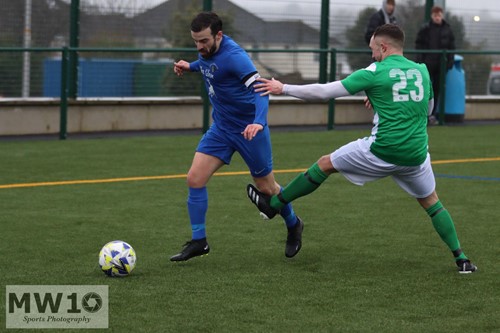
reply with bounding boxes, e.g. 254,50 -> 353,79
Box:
426,200 -> 467,261
270,162 -> 328,210
270,166 -> 469,263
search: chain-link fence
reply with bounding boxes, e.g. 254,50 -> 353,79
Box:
1,0 -> 500,98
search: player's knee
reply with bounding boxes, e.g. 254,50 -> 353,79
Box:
417,191 -> 439,209
317,155 -> 335,174
186,171 -> 207,188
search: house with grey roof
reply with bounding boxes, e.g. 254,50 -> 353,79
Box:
132,0 -> 340,81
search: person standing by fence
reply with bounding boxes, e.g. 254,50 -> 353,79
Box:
415,6 -> 456,124
365,0 -> 397,45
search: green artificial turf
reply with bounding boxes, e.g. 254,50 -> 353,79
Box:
1,124 -> 499,332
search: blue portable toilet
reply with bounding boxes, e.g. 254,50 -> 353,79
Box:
444,54 -> 466,122
43,58 -> 138,97
43,58 -> 62,97
78,59 -> 137,97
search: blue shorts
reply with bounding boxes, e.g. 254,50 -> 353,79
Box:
196,124 -> 273,177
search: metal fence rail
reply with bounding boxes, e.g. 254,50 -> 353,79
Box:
2,47 -> 499,98
1,46 -> 499,138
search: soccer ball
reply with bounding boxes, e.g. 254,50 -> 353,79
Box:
99,240 -> 136,277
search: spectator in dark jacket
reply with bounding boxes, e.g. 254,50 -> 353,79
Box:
364,0 -> 397,45
415,6 -> 456,122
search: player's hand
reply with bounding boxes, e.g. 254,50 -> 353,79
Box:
242,123 -> 264,141
363,96 -> 372,110
173,60 -> 190,76
254,77 -> 284,96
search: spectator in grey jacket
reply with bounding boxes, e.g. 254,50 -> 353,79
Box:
415,6 -> 456,123
364,0 -> 397,45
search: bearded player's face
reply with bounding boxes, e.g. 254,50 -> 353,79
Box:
192,27 -> 222,59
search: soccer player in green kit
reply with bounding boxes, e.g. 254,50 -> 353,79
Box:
247,24 -> 477,274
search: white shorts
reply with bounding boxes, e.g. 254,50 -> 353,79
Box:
330,138 -> 435,198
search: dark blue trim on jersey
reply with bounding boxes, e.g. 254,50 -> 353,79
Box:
242,71 -> 258,87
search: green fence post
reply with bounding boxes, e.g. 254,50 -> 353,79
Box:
319,0 -> 329,84
425,0 -> 434,21
59,47 -> 69,140
68,0 -> 79,98
201,0 -> 212,133
327,49 -> 337,130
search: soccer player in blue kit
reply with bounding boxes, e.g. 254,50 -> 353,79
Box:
170,12 -> 303,261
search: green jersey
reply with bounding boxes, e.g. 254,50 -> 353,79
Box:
341,55 -> 432,166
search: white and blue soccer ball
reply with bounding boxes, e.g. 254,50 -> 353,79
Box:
99,240 -> 137,277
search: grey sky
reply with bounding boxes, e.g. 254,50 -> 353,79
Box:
141,0 -> 500,19
233,0 -> 500,20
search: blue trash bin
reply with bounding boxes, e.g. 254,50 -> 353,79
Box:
444,54 -> 466,122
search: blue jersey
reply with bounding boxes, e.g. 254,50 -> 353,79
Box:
190,35 -> 268,133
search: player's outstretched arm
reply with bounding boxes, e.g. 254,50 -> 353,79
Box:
255,77 -> 351,101
173,60 -> 190,76
254,77 -> 284,96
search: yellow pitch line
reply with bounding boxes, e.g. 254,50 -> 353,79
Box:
0,169 -> 306,189
431,157 -> 500,164
0,175 -> 184,189
0,158 -> 499,190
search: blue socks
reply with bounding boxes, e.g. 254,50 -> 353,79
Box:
279,187 -> 298,228
188,186 -> 296,238
187,187 -> 208,240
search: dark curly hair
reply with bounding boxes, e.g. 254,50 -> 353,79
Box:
191,12 -> 222,37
